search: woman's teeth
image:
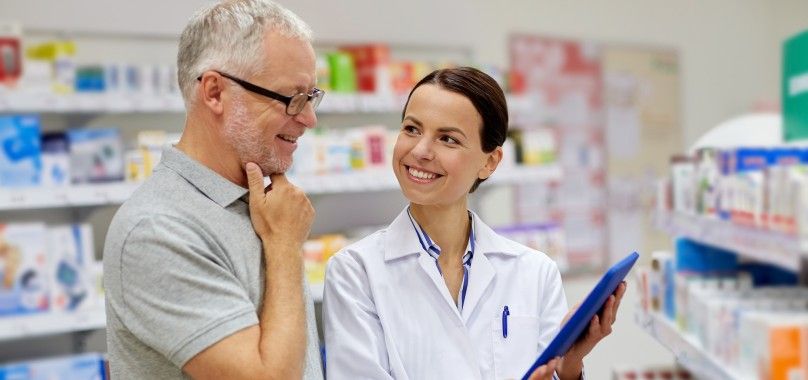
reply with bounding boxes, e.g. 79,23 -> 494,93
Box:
408,167 -> 437,179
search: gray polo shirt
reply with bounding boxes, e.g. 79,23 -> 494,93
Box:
103,146 -> 323,379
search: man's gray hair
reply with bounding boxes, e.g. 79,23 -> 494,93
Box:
177,0 -> 313,106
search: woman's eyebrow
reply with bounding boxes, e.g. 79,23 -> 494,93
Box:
437,127 -> 467,138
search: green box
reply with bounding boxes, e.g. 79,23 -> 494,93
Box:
783,29 -> 808,141
327,52 -> 357,93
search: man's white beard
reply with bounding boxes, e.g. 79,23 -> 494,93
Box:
223,99 -> 290,174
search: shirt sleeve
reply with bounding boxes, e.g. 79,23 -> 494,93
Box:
323,250 -> 394,380
114,214 -> 258,368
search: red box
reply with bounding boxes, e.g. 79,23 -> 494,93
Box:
340,44 -> 391,93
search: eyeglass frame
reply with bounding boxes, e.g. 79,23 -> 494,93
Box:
196,70 -> 324,116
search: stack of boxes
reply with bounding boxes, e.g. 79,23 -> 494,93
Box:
636,239 -> 808,379
0,223 -> 102,317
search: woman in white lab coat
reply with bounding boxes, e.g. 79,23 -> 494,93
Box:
323,67 -> 626,380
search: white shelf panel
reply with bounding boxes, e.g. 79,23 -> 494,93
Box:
636,312 -> 748,380
486,164 -> 561,186
655,210 -> 803,272
0,165 -> 560,211
0,92 -> 186,113
309,282 -> 324,303
0,93 -> 533,115
0,307 -> 106,342
290,169 -> 399,194
0,182 -> 141,211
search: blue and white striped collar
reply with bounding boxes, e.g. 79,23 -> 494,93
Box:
405,207 -> 476,258
383,207 -> 520,262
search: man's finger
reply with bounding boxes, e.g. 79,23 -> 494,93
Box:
245,162 -> 265,201
268,172 -> 289,186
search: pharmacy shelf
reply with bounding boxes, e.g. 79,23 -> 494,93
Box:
0,307 -> 106,342
309,282 -> 324,303
0,92 -> 186,113
0,92 -> 533,115
296,164 -> 561,195
0,182 -> 141,211
655,210 -> 804,272
0,165 -> 561,211
0,92 -> 404,114
635,311 -> 747,380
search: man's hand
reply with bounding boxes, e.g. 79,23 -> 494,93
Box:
526,358 -> 560,380
245,162 -> 314,252
184,162 -> 313,380
558,281 -> 627,380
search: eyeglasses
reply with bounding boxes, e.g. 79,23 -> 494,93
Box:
197,70 -> 324,116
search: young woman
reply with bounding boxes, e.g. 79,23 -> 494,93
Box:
323,67 -> 625,380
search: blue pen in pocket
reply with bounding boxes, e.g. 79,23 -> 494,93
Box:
502,306 -> 509,338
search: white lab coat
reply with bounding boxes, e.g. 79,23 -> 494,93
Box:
323,208 -> 569,380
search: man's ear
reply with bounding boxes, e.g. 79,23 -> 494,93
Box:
478,146 -> 503,180
198,72 -> 225,115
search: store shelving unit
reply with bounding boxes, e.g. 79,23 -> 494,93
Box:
635,311 -> 745,380
0,28 -> 559,361
309,282 -> 324,303
0,306 -> 107,343
0,92 -> 186,113
647,210 -> 808,378
0,164 -> 561,211
0,91 -> 532,115
0,182 -> 140,211
654,210 -> 805,272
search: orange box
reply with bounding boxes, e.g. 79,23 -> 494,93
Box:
768,324 -> 808,380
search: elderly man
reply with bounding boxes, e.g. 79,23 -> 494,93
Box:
103,1 -> 324,378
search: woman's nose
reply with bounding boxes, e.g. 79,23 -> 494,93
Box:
411,138 -> 435,161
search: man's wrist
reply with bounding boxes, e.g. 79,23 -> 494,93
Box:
261,237 -> 302,255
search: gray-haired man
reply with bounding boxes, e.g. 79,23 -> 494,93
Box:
103,1 -> 324,378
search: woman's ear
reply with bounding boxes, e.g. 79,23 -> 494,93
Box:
478,146 -> 503,180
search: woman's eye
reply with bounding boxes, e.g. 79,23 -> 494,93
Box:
402,125 -> 419,134
441,135 -> 459,145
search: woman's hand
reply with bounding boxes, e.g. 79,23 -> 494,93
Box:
526,357 -> 559,380
558,281 -> 627,380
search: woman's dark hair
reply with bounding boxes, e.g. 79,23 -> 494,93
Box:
401,66 -> 508,193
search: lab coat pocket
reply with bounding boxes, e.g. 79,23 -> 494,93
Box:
492,315 -> 541,380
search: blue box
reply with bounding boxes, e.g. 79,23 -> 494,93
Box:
0,115 -> 41,187
0,353 -> 106,380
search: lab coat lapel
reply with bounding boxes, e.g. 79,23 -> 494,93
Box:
460,248 -> 495,322
416,252 -> 463,322
385,207 -> 463,321
461,213 -> 507,322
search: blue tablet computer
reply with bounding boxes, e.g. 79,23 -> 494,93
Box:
521,251 -> 639,380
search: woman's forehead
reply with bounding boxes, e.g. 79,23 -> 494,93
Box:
406,85 -> 482,129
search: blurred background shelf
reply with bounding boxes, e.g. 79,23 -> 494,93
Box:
654,210 -> 804,272
309,282 -> 324,303
0,182 -> 140,211
0,92 -> 186,114
0,92 -> 534,115
0,164 -> 561,210
0,307 -> 106,342
635,311 -> 745,380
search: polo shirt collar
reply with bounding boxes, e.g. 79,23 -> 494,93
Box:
159,145 -> 248,208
